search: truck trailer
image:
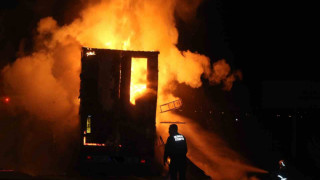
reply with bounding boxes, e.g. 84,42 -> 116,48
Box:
79,47 -> 159,175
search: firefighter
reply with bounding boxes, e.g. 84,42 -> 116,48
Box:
164,124 -> 188,180
277,160 -> 288,180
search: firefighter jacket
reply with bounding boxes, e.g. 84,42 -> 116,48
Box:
164,133 -> 187,164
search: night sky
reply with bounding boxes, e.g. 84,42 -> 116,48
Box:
175,0 -> 317,111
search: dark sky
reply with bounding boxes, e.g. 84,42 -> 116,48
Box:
216,0 -> 317,108
175,0 -> 317,108
0,0 -> 85,67
223,1 -> 315,81
198,0 -> 315,82
0,0 -> 316,106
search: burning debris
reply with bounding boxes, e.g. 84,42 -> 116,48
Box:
79,48 -> 158,161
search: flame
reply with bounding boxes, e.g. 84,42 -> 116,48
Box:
122,37 -> 131,50
130,58 -> 147,105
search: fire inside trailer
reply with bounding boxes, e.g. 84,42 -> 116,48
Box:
79,47 -> 158,171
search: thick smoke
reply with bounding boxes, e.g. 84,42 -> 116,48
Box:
1,16 -> 81,175
2,0 -> 248,178
208,59 -> 243,91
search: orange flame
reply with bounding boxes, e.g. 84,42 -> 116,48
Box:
130,58 -> 147,105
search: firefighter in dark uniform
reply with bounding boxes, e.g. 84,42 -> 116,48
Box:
164,124 -> 188,180
277,160 -> 288,180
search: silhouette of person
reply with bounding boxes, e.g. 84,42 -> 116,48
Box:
164,124 -> 188,180
277,160 -> 288,179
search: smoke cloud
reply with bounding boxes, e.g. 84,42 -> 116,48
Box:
208,59 -> 243,91
1,0 -> 246,178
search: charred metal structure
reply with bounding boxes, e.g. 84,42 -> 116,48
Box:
79,47 -> 158,172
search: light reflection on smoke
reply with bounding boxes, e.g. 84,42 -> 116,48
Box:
156,113 -> 267,180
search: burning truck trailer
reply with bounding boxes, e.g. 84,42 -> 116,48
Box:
79,47 -> 159,176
